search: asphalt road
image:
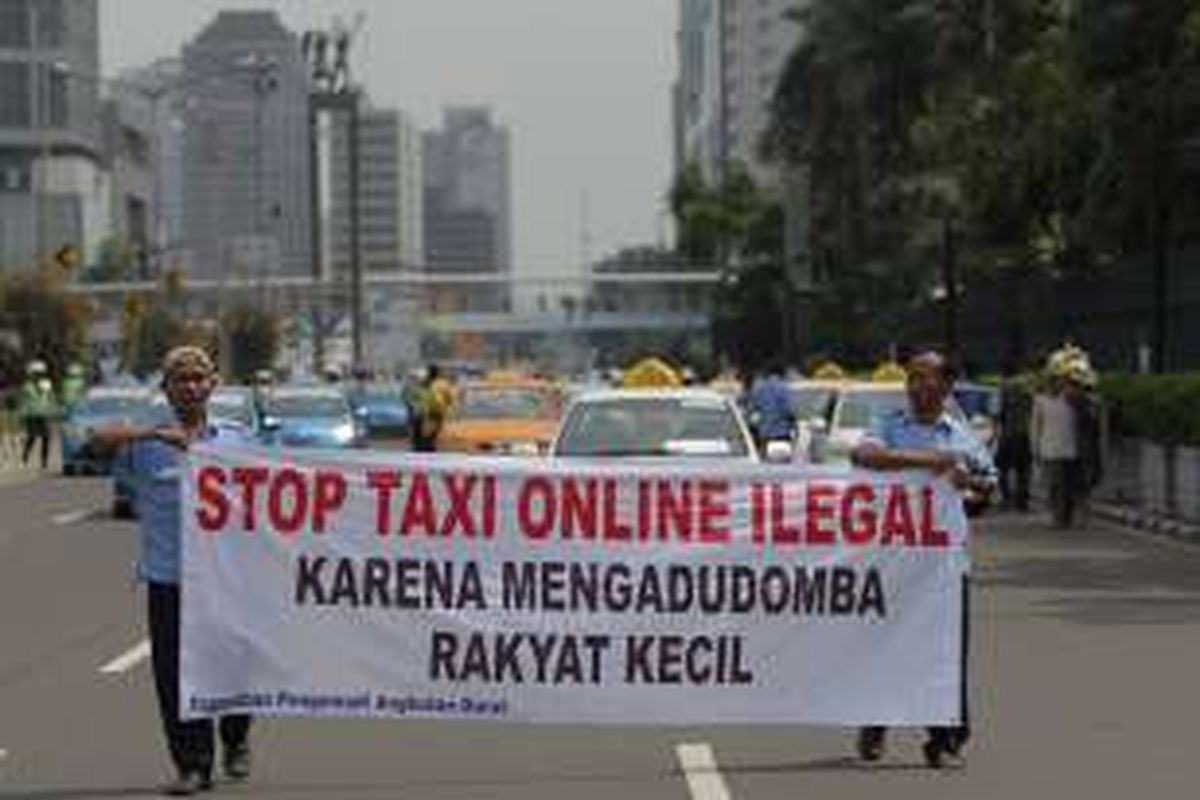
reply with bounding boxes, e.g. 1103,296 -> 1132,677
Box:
1,470 -> 1199,799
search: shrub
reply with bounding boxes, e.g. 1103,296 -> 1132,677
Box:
1101,373 -> 1200,446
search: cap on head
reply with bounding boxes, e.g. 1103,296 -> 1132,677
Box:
161,345 -> 216,378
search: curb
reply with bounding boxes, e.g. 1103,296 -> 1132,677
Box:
1092,501 -> 1200,543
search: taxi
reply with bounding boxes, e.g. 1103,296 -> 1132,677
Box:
437,373 -> 562,455
61,385 -> 155,475
807,366 -> 975,466
551,387 -> 758,461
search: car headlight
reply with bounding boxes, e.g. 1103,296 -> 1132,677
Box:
332,423 -> 356,443
504,441 -> 541,456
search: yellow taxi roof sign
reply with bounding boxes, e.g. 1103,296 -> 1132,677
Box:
871,361 -> 908,383
811,362 -> 847,381
483,369 -> 534,385
620,357 -> 682,388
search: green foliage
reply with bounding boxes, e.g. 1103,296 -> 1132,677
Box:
125,303 -> 185,378
223,305 -> 279,384
712,260 -> 789,371
765,0 -> 1200,355
83,237 -> 137,283
1102,372 -> 1200,445
0,269 -> 92,382
669,161 -> 781,263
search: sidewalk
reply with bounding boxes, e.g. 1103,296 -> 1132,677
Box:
1090,499 -> 1200,543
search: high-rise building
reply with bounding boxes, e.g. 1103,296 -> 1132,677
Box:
422,106 -> 511,312
329,103 -> 423,274
326,102 -> 425,371
675,0 -> 804,187
0,0 -> 103,270
180,10 -> 311,282
676,0 -> 723,183
110,58 -> 186,270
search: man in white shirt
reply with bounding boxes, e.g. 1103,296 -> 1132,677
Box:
1031,375 -> 1081,528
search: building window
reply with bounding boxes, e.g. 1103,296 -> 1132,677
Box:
34,0 -> 63,47
46,64 -> 68,127
0,0 -> 30,48
0,61 -> 30,127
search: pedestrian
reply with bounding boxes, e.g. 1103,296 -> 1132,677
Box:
1066,362 -> 1106,524
60,362 -> 87,412
19,360 -> 56,469
1032,365 -> 1082,528
850,349 -> 996,769
89,346 -> 255,796
996,361 -> 1034,511
745,360 -> 796,456
402,367 -> 427,449
412,364 -> 451,452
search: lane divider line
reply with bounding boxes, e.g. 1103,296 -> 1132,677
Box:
99,639 -> 151,675
676,742 -> 732,800
52,508 -> 93,526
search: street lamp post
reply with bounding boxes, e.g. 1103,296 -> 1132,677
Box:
302,26 -> 365,372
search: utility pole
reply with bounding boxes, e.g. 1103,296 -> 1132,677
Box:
942,212 -> 960,357
35,62 -> 55,268
1150,65 -> 1171,373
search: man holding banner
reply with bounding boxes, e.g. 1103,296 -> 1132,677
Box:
91,347 -> 256,796
851,350 -> 996,769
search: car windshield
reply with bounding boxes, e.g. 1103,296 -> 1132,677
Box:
74,394 -> 147,418
836,388 -> 967,431
793,386 -> 835,421
837,389 -> 909,431
356,386 -> 406,407
267,394 -> 347,418
209,393 -> 253,426
556,396 -> 749,457
458,387 -> 549,420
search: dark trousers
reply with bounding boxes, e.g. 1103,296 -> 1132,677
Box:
21,416 -> 50,468
1045,458 -> 1084,528
997,437 -> 1031,511
148,582 -> 251,776
861,577 -> 971,752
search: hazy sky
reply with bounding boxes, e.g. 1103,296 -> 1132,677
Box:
99,0 -> 677,277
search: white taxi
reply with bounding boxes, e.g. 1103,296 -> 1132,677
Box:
550,388 -> 758,461
807,381 -> 974,466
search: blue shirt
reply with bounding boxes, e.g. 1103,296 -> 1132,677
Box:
746,375 -> 796,440
128,422 -> 251,585
863,408 -> 998,485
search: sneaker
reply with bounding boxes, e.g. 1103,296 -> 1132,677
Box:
856,727 -> 886,762
162,771 -> 212,796
224,742 -> 252,781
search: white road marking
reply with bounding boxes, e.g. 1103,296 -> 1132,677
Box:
52,508 -> 92,526
676,743 -> 732,800
99,639 -> 151,674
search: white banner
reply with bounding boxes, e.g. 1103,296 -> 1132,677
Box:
181,444 -> 968,725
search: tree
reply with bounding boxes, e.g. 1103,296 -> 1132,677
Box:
223,305 -> 279,383
83,237 -> 137,283
124,301 -> 185,378
669,161 -> 777,264
0,268 -> 92,381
